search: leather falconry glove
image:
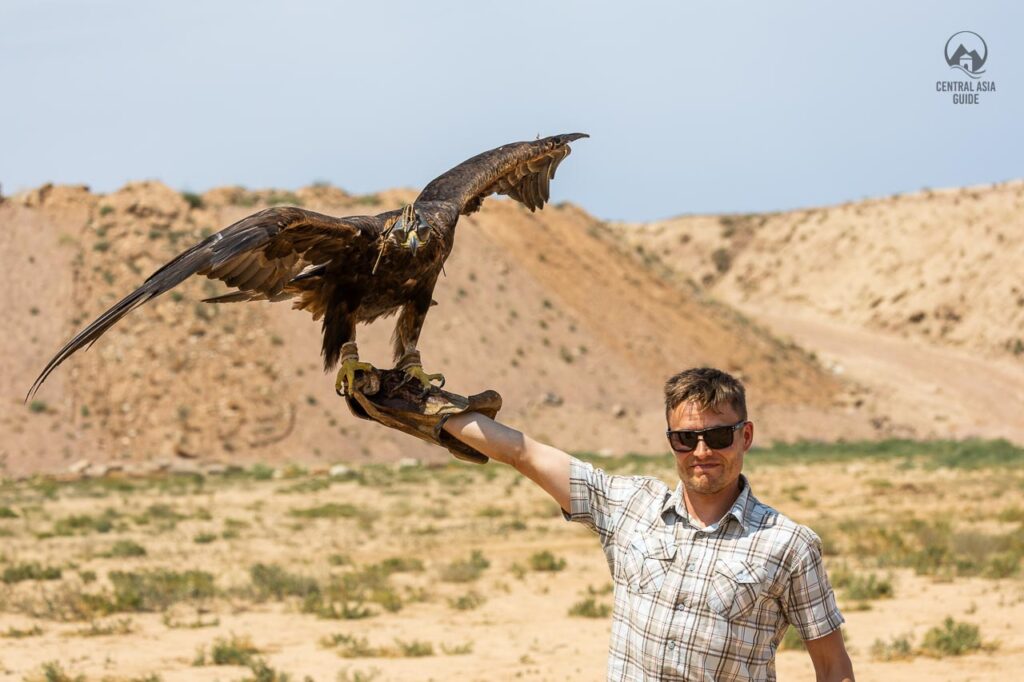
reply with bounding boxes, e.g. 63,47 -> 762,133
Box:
342,367 -> 501,465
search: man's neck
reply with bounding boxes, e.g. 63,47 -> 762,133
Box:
682,479 -> 742,528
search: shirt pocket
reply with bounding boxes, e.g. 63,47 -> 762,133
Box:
622,534 -> 677,594
707,558 -> 768,621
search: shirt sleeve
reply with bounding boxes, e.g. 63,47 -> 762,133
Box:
561,457 -> 644,546
781,530 -> 845,641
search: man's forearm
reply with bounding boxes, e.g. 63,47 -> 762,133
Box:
442,412 -> 571,511
442,412 -> 528,466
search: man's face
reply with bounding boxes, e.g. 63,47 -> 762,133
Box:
667,401 -> 753,497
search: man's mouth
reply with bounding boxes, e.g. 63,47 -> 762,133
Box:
690,462 -> 721,472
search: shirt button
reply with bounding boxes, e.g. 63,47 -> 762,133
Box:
686,563 -> 695,571
667,642 -> 676,650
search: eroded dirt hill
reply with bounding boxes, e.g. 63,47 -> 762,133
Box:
610,182 -> 1024,359
1,182 -> 885,476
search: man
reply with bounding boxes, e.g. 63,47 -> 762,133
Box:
441,367 -> 854,681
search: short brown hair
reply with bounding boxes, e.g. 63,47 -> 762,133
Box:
664,367 -> 747,420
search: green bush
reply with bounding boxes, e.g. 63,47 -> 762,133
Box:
568,598 -> 611,618
921,617 -> 984,657
529,550 -> 567,572
2,561 -> 62,584
108,569 -> 216,612
448,591 -> 486,611
870,634 -> 915,661
440,550 -> 490,583
105,540 -> 147,558
289,503 -> 361,519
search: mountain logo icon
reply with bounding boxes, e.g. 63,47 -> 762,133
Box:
945,31 -> 987,78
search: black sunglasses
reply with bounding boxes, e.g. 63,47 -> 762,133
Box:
666,420 -> 747,452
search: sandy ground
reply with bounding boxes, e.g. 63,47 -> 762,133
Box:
1,452 -> 1021,681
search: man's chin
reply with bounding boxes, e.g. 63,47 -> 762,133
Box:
681,474 -> 726,495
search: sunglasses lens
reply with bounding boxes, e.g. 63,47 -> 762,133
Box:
669,431 -> 698,451
703,426 -> 735,449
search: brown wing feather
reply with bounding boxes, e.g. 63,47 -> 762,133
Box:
416,132 -> 587,215
27,207 -> 385,398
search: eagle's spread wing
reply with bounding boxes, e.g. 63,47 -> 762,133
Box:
28,207 -> 386,398
416,132 -> 588,215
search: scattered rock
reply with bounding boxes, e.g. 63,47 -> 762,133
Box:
69,459 -> 90,474
329,464 -> 353,478
611,404 -> 627,418
542,392 -> 564,407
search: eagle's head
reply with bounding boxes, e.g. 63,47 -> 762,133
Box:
391,204 -> 431,256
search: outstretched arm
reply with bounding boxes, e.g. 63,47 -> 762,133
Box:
442,412 -> 571,512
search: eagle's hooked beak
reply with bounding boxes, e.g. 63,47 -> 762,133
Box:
390,204 -> 429,257
406,230 -> 420,256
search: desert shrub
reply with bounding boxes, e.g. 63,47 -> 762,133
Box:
74,617 -> 134,636
328,553 -> 351,566
870,634 -> 915,661
476,505 -> 505,518
441,641 -> 474,655
53,509 -> 119,535
829,565 -> 894,601
193,532 -> 217,544
249,563 -> 320,601
336,667 -> 382,682
2,624 -> 44,638
104,540 -> 147,558
440,550 -> 490,583
2,561 -> 62,584
568,598 -> 611,618
448,591 -> 486,611
326,634 -> 435,658
920,617 -> 985,657
23,661 -> 84,682
376,556 -> 424,574
239,659 -> 294,682
249,463 -> 275,480
194,633 -> 261,666
711,247 -> 732,273
394,639 -> 434,657
0,506 -> 18,518
289,503 -> 361,520
181,191 -> 203,209
131,504 -> 186,531
299,559 -> 419,619
108,569 -> 216,611
278,478 -> 332,494
529,551 -> 567,572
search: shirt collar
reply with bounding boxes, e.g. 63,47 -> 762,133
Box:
663,474 -> 753,532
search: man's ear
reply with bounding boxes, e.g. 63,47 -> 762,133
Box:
742,421 -> 754,450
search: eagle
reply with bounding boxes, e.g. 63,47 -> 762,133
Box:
28,133 -> 588,399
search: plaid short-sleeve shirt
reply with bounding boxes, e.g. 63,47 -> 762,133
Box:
563,457 -> 843,681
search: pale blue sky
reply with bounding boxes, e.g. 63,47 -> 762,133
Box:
2,1 -> 1020,220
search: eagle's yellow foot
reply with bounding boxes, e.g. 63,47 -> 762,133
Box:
335,357 -> 376,396
403,364 -> 446,391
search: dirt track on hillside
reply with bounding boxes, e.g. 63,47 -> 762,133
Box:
744,307 -> 1024,443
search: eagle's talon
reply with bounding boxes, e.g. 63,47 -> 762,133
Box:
402,364 -> 445,393
335,358 -> 377,396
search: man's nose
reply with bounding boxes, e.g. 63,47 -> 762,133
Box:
692,438 -> 713,456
